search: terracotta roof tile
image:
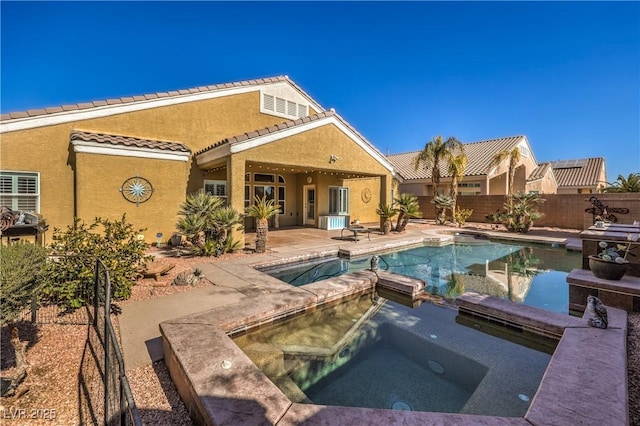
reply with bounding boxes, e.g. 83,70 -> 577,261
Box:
71,130 -> 190,153
9,111 -> 29,119
27,109 -> 47,116
106,99 -> 122,105
77,103 -> 94,109
387,135 -> 525,180
1,114 -> 11,120
45,107 -> 63,114
92,100 -> 108,107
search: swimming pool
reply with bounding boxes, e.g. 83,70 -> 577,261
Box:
262,236 -> 582,314
232,292 -> 554,416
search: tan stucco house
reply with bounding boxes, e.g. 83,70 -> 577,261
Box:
549,158 -> 607,194
0,76 -> 396,243
388,135 -> 545,196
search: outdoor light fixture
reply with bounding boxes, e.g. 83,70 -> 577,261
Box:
329,155 -> 339,163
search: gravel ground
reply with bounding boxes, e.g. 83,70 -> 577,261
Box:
1,236 -> 639,425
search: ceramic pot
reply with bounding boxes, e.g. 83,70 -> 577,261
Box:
588,255 -> 628,280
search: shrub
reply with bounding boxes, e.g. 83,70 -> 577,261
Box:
0,241 -> 48,325
41,215 -> 151,307
454,209 -> 473,227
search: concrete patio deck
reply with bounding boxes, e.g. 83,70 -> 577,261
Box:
119,221 -> 628,426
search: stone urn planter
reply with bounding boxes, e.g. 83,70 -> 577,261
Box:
588,255 -> 628,281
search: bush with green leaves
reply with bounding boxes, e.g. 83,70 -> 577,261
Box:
486,192 -> 545,233
41,215 -> 150,307
454,208 -> 473,227
0,241 -> 48,325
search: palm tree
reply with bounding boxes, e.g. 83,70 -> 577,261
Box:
413,135 -> 463,195
448,153 -> 468,219
375,203 -> 397,235
604,173 -> 640,193
394,193 -> 422,232
489,147 -> 521,196
245,195 -> 281,253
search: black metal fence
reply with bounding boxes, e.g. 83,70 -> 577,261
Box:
78,259 -> 142,425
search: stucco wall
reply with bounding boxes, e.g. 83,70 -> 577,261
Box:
74,152 -> 189,241
0,89 -> 341,238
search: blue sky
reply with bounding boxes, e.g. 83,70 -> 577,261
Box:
2,1 -> 639,181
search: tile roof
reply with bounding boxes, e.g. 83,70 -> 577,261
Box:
1,76 -> 311,121
194,110 -> 387,161
71,130 -> 190,153
549,157 -> 605,187
527,162 -> 552,181
387,135 -> 526,180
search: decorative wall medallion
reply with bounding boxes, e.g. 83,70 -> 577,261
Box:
361,188 -> 372,203
120,175 -> 154,206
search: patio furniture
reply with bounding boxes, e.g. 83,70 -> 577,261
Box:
341,225 -> 371,242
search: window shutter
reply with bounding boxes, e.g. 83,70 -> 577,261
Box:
263,94 -> 274,111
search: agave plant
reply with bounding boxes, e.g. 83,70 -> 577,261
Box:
432,194 -> 455,225
245,195 -> 281,253
394,193 -> 421,232
502,192 -> 545,233
211,206 -> 244,256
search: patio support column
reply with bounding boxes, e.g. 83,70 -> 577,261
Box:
227,155 -> 246,243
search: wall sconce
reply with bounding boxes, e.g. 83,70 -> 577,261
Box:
329,155 -> 339,163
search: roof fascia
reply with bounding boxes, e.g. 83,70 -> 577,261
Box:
72,140 -> 191,162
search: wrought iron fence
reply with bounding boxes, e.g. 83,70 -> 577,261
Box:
78,259 -> 142,425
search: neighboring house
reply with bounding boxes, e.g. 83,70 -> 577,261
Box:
547,158 -> 607,194
0,76 -> 396,242
388,135 -> 541,196
526,162 -> 559,194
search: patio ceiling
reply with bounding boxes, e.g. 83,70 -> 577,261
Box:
204,161 -> 376,179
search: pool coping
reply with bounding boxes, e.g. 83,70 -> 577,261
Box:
160,233 -> 629,425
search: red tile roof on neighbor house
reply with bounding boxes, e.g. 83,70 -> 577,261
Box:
71,130 -> 190,153
1,75 -> 316,122
387,135 -> 526,180
549,157 -> 606,188
194,110 -> 387,161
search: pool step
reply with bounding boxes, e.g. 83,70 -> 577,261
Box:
375,271 -> 425,298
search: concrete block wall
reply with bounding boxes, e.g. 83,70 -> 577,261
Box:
417,193 -> 640,230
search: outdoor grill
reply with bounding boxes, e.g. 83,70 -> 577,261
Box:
1,206 -> 49,245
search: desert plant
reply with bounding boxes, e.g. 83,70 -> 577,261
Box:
375,203 -> 397,235
394,193 -> 422,232
454,208 -> 473,227
41,215 -> 150,307
502,192 -> 545,233
211,206 -> 244,256
245,195 -> 280,253
0,241 -> 48,325
432,194 -> 455,225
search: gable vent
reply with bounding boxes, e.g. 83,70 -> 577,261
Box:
262,92 -> 310,120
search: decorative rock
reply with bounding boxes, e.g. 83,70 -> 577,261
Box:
173,269 -> 196,286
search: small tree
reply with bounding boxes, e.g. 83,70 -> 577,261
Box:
0,241 -> 48,326
41,215 -> 150,307
604,173 -> 640,193
375,203 -> 397,235
245,195 -> 280,253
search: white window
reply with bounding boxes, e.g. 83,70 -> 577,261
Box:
0,171 -> 39,212
329,186 -> 349,215
278,186 -> 285,214
458,182 -> 481,196
204,180 -> 227,201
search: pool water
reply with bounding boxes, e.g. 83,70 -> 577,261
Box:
263,238 -> 581,314
233,293 -> 553,416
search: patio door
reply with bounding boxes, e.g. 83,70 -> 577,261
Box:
303,185 -> 315,226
